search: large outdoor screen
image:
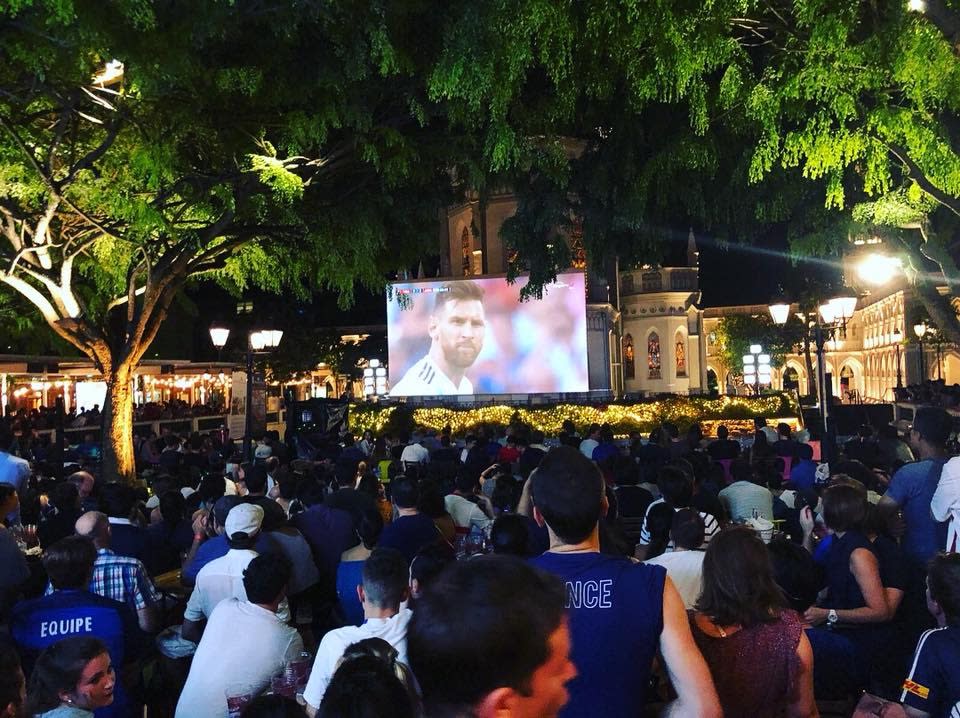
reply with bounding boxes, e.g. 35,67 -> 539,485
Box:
387,272 -> 588,396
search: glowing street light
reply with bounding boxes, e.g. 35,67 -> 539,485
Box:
856,253 -> 902,286
768,302 -> 791,325
209,323 -> 282,461
770,291 -> 859,464
915,322 -> 929,380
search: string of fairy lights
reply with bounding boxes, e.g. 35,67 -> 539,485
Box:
349,394 -> 800,437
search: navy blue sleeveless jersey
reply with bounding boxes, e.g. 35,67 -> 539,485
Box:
531,552 -> 666,718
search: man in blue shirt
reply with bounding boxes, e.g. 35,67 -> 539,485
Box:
99,483 -> 148,563
376,478 -> 440,564
901,552 -> 960,717
879,408 -> 952,567
790,443 -> 819,492
880,407 -> 953,642
529,447 -> 720,718
11,535 -> 141,718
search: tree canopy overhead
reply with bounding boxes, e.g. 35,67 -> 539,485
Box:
6,0 -> 960,478
711,0 -> 960,340
0,0 -> 470,477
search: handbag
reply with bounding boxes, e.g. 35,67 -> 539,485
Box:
852,692 -> 907,718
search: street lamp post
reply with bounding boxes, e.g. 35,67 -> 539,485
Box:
770,293 -> 857,464
914,322 -> 928,383
892,327 -> 903,391
209,325 -> 283,461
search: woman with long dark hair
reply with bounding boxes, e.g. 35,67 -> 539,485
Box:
25,636 -> 114,717
690,526 -> 817,717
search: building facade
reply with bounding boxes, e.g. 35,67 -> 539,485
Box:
433,197 -> 954,402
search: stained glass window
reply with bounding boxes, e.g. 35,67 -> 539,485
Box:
623,334 -> 635,379
460,227 -> 471,276
648,332 -> 661,379
676,332 -> 687,377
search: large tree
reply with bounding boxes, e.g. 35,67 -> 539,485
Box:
450,0 -> 960,336
0,0 -> 461,480
3,0 -> 771,479
719,0 -> 960,342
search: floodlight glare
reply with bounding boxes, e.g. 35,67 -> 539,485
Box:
857,254 -> 901,285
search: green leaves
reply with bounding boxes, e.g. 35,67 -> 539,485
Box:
246,155 -> 305,203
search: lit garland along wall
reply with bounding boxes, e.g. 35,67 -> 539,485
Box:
350,394 -> 800,437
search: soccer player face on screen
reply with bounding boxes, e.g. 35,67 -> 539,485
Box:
429,298 -> 486,370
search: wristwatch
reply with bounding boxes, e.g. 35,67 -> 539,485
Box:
827,609 -> 839,626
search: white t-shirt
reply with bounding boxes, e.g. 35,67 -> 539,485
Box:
390,356 -> 473,396
176,598 -> 303,718
718,481 -> 775,523
184,548 -> 256,621
932,456 -> 960,552
400,443 -> 430,464
579,438 -> 599,459
444,493 -> 492,531
302,608 -> 413,709
644,550 -> 706,609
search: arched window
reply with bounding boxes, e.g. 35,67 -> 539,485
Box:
460,226 -> 471,276
623,334 -> 635,379
647,332 -> 661,380
675,331 -> 687,377
783,366 -> 800,391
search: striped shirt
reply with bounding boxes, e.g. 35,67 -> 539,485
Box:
636,498 -> 719,547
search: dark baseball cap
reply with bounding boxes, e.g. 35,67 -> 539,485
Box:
911,407 -> 953,447
212,495 -> 243,527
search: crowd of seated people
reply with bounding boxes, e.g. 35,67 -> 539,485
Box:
134,401 -> 223,423
895,378 -> 960,410
0,407 -> 959,718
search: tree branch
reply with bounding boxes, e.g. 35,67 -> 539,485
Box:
0,113 -> 125,242
57,116 -> 123,187
881,139 -> 960,219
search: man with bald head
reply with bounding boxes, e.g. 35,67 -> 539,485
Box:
73,510 -> 159,632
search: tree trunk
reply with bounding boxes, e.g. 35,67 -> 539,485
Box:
100,363 -> 136,484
